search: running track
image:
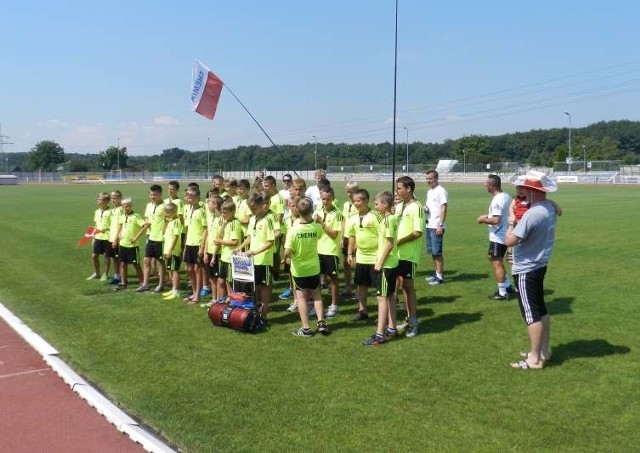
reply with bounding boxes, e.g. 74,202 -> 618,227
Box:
0,308 -> 172,452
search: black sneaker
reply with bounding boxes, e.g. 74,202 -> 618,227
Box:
293,327 -> 314,337
352,310 -> 369,321
317,320 -> 330,336
363,333 -> 386,346
506,285 -> 517,295
113,284 -> 127,291
488,291 -> 508,301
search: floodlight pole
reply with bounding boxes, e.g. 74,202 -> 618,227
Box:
404,127 -> 409,174
207,137 -> 211,179
564,111 -> 572,173
313,135 -> 317,169
117,137 -> 120,171
463,149 -> 466,175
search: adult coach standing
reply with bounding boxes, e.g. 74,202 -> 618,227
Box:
424,170 -> 448,285
505,171 -> 558,370
477,174 -> 515,300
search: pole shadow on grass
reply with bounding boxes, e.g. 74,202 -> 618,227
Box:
548,339 -> 630,366
422,312 -> 483,334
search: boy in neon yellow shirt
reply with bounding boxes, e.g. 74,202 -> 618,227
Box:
204,194 -> 224,301
162,203 -> 183,300
341,181 -> 359,299
363,191 -> 399,346
395,176 -> 424,338
346,189 -> 382,321
314,187 -> 343,318
88,192 -> 113,281
285,197 -> 330,337
214,199 -> 243,298
136,185 -> 166,293
114,198 -> 145,291
108,190 -> 124,285
183,187 -> 207,304
235,192 -> 275,319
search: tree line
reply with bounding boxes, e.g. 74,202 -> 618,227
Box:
7,119 -> 640,173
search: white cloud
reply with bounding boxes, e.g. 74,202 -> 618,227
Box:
153,116 -> 181,126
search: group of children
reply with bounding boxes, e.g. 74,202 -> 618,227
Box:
88,174 -> 427,345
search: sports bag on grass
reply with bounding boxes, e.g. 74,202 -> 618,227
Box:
208,302 -> 262,333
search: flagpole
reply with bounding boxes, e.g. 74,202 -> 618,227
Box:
222,84 -> 300,178
391,0 -> 398,192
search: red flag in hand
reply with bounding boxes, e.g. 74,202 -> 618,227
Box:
77,226 -> 101,248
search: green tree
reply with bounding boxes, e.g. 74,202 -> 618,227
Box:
99,146 -> 128,170
24,140 -> 65,171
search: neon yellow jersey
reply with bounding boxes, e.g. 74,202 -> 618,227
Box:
346,210 -> 382,264
378,214 -> 399,269
220,219 -> 243,263
144,202 -> 166,242
206,214 -> 224,253
269,193 -> 285,218
247,214 -> 275,266
342,200 -> 358,239
93,208 -> 111,241
316,207 -> 343,257
396,199 -> 424,263
109,206 -> 124,242
265,210 -> 282,236
236,198 -> 251,235
285,222 -> 322,277
164,197 -> 184,218
119,212 -> 145,247
163,218 -> 183,256
185,205 -> 207,247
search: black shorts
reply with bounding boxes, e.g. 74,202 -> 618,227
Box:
119,246 -> 140,264
145,239 -> 163,259
396,260 -> 417,280
184,245 -> 202,265
488,241 -> 508,258
93,239 -> 112,256
375,267 -> 398,297
292,274 -> 321,291
319,254 -> 339,277
514,266 -> 548,325
219,261 -> 232,282
354,263 -> 376,287
254,265 -> 273,286
206,253 -> 221,278
165,255 -> 181,272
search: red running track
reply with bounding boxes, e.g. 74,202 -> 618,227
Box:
0,318 -> 144,453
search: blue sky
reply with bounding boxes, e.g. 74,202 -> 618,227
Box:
1,0 -> 639,155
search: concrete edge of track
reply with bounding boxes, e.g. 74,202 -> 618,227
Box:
0,302 -> 176,453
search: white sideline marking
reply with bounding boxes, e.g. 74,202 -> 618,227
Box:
0,303 -> 176,453
0,367 -> 49,379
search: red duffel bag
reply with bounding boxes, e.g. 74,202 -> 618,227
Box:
208,302 -> 262,333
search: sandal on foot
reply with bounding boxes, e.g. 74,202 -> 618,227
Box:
510,359 -> 543,370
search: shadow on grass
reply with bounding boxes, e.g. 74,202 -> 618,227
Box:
418,295 -> 459,304
549,339 -> 631,366
444,273 -> 488,283
423,312 -> 483,334
547,297 -> 574,315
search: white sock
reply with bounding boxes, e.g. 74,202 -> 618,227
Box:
435,272 -> 443,280
498,281 -> 507,295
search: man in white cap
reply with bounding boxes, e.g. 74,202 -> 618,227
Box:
505,171 -> 558,370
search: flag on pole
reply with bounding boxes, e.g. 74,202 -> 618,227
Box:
191,60 -> 224,120
77,226 -> 101,248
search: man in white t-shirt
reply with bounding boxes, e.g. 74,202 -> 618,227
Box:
477,174 -> 514,300
305,168 -> 326,210
279,173 -> 293,215
424,170 -> 448,285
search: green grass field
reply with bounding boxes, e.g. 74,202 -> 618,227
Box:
0,181 -> 638,452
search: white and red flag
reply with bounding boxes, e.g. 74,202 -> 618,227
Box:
77,226 -> 101,248
191,60 -> 224,120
